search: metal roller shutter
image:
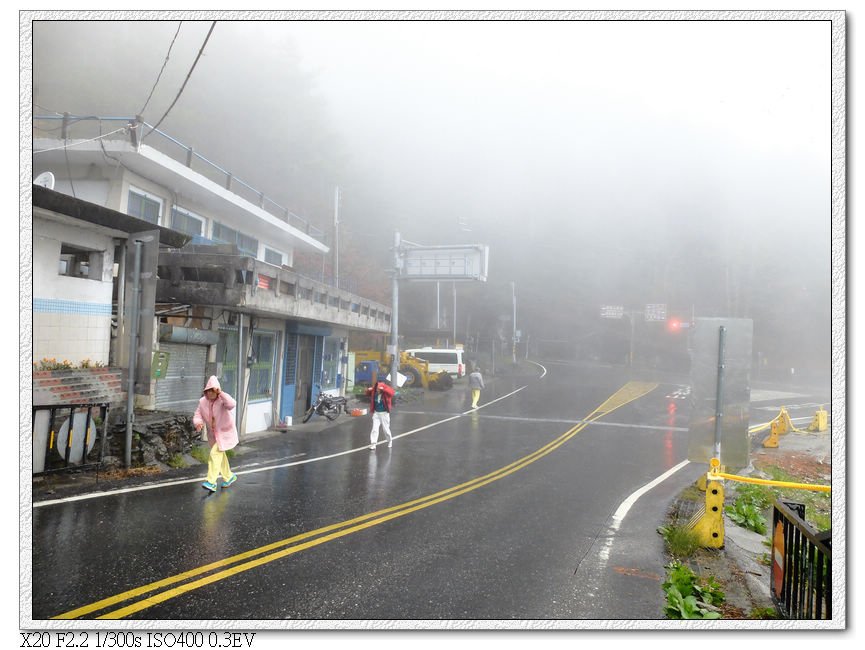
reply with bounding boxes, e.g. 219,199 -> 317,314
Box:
154,342 -> 208,413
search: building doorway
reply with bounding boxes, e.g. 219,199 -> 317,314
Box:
293,334 -> 316,417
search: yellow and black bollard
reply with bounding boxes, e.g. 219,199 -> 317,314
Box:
807,406 -> 829,433
687,458 -> 725,548
763,418 -> 783,448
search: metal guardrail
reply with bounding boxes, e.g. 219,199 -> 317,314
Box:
32,114 -> 326,242
771,499 -> 832,619
32,404 -> 110,475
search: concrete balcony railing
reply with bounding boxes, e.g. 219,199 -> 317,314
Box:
156,247 -> 391,333
33,114 -> 327,244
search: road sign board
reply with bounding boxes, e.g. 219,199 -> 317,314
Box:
401,244 -> 489,281
645,303 -> 667,321
600,305 -> 624,319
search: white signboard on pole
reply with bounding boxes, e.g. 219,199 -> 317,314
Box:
401,245 -> 489,281
600,305 -> 624,319
645,303 -> 668,321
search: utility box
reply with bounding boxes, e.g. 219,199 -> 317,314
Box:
354,360 -> 380,387
151,350 -> 170,379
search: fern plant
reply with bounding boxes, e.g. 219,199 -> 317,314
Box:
662,561 -> 725,620
725,497 -> 768,535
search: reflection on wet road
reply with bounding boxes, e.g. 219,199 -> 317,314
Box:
33,362 -> 701,620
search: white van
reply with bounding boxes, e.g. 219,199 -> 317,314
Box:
405,348 -> 465,378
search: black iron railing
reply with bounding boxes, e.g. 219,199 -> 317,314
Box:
771,499 -> 832,619
32,404 -> 110,475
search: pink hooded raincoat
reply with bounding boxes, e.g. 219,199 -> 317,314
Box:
193,376 -> 239,451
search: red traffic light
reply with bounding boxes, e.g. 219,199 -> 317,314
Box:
667,318 -> 681,332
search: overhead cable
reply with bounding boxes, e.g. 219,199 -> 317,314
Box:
139,21 -> 183,116
33,126 -> 131,153
144,21 -> 216,138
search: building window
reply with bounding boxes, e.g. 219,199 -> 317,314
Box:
249,332 -> 277,401
127,188 -> 162,224
217,329 -> 238,398
213,221 -> 259,257
237,232 -> 258,257
170,206 -> 205,236
58,243 -> 103,281
264,247 -> 284,266
321,337 -> 340,390
218,329 -> 277,403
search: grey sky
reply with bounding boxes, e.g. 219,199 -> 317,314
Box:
25,13 -> 841,376
279,18 -> 830,236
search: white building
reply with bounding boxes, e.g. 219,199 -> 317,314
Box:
32,114 -> 390,433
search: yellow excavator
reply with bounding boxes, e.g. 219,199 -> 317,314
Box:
352,350 -> 453,391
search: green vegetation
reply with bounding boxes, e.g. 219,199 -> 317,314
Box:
757,465 -> 831,532
190,445 -> 209,464
189,445 -> 235,465
658,524 -> 701,559
677,484 -> 705,503
749,606 -> 780,619
166,454 -> 188,469
33,357 -> 105,370
663,561 -> 725,619
734,483 -> 774,509
725,496 -> 768,535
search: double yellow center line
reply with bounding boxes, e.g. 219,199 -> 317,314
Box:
54,381 -> 657,620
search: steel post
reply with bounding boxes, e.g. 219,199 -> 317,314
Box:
713,325 -> 727,461
124,240 -> 142,468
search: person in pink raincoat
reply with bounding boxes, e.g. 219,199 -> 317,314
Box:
193,376 -> 239,492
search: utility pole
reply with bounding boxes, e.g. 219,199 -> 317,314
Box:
511,281 -> 517,364
333,186 -> 340,289
629,310 -> 635,367
452,281 -> 457,346
436,282 -> 440,330
236,311 -> 244,433
713,326 -> 727,462
124,240 -> 143,468
390,231 -> 401,387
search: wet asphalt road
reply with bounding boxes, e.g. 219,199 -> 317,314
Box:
31,360 -> 750,622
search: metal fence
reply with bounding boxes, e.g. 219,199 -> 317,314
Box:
771,499 -> 832,619
32,404 -> 110,475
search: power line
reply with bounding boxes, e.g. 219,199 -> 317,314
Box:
139,21 -> 183,116
33,103 -> 62,116
144,21 -> 217,139
33,126 -> 131,153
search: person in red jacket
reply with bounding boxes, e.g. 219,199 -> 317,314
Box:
367,380 -> 395,450
193,376 -> 239,492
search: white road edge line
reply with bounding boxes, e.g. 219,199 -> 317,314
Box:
525,360 -> 548,378
597,459 -> 692,566
34,386 -> 529,508
458,385 -> 527,415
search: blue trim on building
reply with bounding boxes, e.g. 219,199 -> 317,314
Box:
33,298 -> 112,315
285,322 -> 332,336
280,331 -> 298,423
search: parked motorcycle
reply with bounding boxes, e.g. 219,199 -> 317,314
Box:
302,389 -> 349,423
